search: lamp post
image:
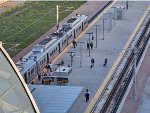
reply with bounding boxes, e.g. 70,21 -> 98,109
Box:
94,25 -> 99,48
77,41 -> 85,67
111,7 -> 116,26
126,1 -> 128,10
101,18 -> 106,40
86,32 -> 93,57
56,5 -> 59,30
67,52 -> 75,67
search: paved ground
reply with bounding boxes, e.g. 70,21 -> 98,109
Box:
45,1 -> 149,113
137,75 -> 150,113
121,44 -> 150,113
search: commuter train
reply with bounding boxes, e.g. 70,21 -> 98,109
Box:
16,14 -> 88,83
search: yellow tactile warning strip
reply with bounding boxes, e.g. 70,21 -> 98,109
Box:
52,1 -> 116,64
84,5 -> 150,113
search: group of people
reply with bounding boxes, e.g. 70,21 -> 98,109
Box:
90,58 -> 108,68
85,58 -> 108,102
87,41 -> 93,50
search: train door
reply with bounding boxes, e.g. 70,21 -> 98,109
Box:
82,22 -> 84,31
24,73 -> 27,83
36,61 -> 40,75
74,29 -> 76,38
67,35 -> 69,46
58,43 -> 61,53
47,53 -> 49,63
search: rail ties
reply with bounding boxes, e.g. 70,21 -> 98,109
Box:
92,12 -> 150,113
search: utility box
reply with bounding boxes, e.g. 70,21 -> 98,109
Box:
115,5 -> 125,20
54,66 -> 72,76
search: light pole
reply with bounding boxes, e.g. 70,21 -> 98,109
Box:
126,1 -> 128,10
56,5 -> 59,30
101,18 -> 105,40
94,25 -> 99,48
111,7 -> 116,26
67,52 -> 75,67
77,41 -> 85,67
86,32 -> 93,57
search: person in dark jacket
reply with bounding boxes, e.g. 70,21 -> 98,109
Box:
87,42 -> 89,50
90,41 -> 93,49
103,58 -> 108,66
91,58 -> 95,68
84,89 -> 90,102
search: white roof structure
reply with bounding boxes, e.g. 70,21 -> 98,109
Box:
0,42 -> 40,113
28,85 -> 83,113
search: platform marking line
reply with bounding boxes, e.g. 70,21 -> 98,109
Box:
84,5 -> 150,113
52,1 -> 116,64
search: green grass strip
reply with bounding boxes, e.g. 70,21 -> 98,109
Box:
0,1 -> 85,57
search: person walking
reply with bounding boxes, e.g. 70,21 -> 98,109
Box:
47,61 -> 53,72
103,58 -> 108,66
90,41 -> 93,49
91,58 -> 95,68
38,74 -> 41,81
84,89 -> 90,102
72,40 -> 77,48
87,42 -> 89,50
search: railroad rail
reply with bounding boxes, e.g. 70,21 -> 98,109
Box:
88,1 -> 112,23
89,10 -> 150,113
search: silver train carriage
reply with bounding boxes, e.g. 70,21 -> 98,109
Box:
16,14 -> 88,83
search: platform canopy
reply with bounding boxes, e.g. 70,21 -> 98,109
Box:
28,85 -> 83,113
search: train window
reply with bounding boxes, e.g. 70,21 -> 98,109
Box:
31,68 -> 34,74
44,58 -> 46,62
63,39 -> 66,44
24,73 -> 27,77
28,71 -> 30,77
84,21 -> 87,25
76,26 -> 81,32
56,47 -> 57,51
68,34 -> 72,39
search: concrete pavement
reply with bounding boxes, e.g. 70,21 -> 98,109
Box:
54,1 -> 150,113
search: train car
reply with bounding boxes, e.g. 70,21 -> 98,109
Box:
16,14 -> 88,83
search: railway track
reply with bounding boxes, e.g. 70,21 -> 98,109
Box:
90,11 -> 150,113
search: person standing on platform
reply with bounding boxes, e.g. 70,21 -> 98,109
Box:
38,74 -> 41,81
103,58 -> 108,66
48,61 -> 53,72
87,42 -> 89,50
90,41 -> 93,49
91,58 -> 95,68
72,40 -> 77,48
84,89 -> 90,102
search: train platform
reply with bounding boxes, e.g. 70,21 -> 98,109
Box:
38,1 -> 150,113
